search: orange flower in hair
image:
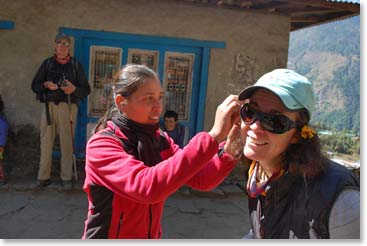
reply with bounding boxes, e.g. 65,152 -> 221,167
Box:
300,125 -> 316,139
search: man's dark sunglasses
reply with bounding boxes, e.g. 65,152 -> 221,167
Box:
240,103 -> 299,134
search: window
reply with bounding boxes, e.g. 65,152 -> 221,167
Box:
88,46 -> 122,117
163,52 -> 194,120
128,49 -> 159,72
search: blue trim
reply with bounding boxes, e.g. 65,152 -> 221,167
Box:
196,48 -> 210,133
58,27 -> 226,156
74,36 -> 88,156
0,20 -> 14,29
59,27 -> 225,49
158,50 -> 165,80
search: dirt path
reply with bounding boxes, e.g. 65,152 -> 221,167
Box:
0,186 -> 250,239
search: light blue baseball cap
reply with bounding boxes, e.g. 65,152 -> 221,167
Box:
238,69 -> 315,121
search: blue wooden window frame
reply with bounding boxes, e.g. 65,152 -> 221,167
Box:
59,27 -> 225,157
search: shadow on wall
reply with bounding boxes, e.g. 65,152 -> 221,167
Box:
3,124 -> 86,182
3,124 -> 40,180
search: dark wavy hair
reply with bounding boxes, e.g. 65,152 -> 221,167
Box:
94,64 -> 158,133
163,110 -> 178,121
282,109 -> 328,178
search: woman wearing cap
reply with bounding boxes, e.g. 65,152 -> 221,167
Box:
238,69 -> 359,239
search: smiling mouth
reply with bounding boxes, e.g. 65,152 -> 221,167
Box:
248,137 -> 267,145
150,116 -> 160,121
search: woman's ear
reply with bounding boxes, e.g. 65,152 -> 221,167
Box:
115,94 -> 127,112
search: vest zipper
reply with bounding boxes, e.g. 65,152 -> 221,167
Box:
116,213 -> 123,238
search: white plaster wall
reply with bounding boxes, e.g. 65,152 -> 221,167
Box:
0,0 -> 289,131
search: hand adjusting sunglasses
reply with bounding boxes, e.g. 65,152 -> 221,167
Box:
240,103 -> 299,134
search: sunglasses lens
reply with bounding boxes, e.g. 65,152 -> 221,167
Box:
261,115 -> 289,134
241,105 -> 255,124
241,104 -> 295,134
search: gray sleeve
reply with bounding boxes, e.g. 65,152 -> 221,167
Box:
241,229 -> 254,239
329,189 -> 360,239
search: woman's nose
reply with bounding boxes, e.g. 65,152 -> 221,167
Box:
249,119 -> 264,131
153,98 -> 163,109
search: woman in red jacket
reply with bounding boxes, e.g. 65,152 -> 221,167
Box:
82,64 -> 244,239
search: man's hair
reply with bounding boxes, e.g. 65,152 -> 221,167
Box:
55,33 -> 71,43
163,110 -> 178,121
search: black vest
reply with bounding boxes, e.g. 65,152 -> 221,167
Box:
248,161 -> 359,239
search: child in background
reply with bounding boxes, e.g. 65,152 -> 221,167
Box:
161,110 -> 186,148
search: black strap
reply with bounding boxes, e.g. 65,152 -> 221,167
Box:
45,101 -> 51,125
44,58 -> 53,125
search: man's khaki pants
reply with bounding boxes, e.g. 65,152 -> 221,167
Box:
37,102 -> 77,181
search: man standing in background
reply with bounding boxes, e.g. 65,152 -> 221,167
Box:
31,33 -> 90,190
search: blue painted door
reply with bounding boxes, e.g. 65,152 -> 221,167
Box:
78,37 -> 202,154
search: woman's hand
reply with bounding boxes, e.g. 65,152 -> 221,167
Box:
224,123 -> 245,160
208,95 -> 242,143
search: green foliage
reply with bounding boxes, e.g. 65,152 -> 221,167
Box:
311,59 -> 360,133
319,132 -> 360,155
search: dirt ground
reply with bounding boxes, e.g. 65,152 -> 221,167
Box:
0,185 -> 250,239
1,124 -> 251,239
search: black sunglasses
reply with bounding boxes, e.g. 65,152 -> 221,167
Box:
240,104 -> 299,134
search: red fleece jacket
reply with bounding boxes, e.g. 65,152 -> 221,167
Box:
82,121 -> 237,239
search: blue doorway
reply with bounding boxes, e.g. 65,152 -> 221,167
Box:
59,27 -> 225,157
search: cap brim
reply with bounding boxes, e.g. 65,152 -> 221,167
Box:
238,85 -> 302,111
238,86 -> 263,101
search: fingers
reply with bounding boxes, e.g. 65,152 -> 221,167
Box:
60,80 -> 76,94
44,81 -> 58,91
224,124 -> 245,159
218,95 -> 241,119
209,95 -> 243,143
64,79 -> 72,85
221,95 -> 240,111
221,94 -> 238,105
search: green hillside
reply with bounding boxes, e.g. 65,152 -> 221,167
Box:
287,16 -> 360,134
